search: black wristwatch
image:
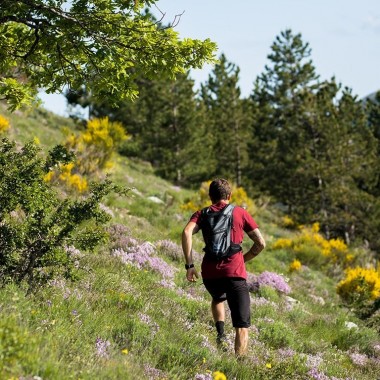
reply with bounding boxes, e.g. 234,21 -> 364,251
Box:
185,263 -> 194,270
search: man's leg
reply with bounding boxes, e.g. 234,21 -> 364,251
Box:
212,300 -> 226,342
211,299 -> 225,322
235,327 -> 249,356
226,279 -> 251,357
203,279 -> 227,341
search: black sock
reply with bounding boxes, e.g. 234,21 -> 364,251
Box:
215,321 -> 225,336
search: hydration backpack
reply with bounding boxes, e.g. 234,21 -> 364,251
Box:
200,204 -> 242,260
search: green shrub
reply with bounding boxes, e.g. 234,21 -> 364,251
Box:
257,320 -> 296,349
0,138 -> 127,291
331,319 -> 379,355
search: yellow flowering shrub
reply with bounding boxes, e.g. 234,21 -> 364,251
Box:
44,162 -> 88,193
311,222 -> 320,233
271,223 -> 353,269
282,215 -> 296,228
272,238 -> 292,250
66,117 -> 128,176
337,266 -> 380,305
289,259 -> 302,272
0,115 -> 10,133
182,180 -> 256,215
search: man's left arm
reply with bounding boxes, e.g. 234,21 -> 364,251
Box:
244,228 -> 266,263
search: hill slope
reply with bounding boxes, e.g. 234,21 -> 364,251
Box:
0,104 -> 379,380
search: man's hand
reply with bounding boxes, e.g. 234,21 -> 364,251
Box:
186,267 -> 199,282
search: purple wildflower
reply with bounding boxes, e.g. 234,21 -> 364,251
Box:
144,364 -> 167,379
95,337 -> 111,359
305,353 -> 323,369
107,224 -> 133,249
159,279 -> 177,289
46,300 -> 52,307
112,240 -> 177,279
176,287 -> 205,302
307,368 -> 329,380
148,256 -> 176,278
251,271 -> 291,294
349,352 -> 368,366
200,335 -> 216,352
248,281 -> 260,293
138,313 -> 160,335
157,239 -> 183,261
250,296 -> 277,308
277,347 -> 296,361
194,374 -> 213,380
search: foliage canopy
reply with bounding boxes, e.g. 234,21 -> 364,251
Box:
0,0 -> 217,110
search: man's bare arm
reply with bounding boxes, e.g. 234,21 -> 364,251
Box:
181,221 -> 200,281
243,228 -> 266,263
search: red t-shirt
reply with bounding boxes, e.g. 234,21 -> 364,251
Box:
190,202 -> 259,280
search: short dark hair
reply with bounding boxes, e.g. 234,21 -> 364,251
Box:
209,179 -> 231,203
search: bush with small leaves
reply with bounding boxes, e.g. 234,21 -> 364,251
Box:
0,138 -> 128,291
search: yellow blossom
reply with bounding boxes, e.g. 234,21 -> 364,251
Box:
43,171 -> 55,182
311,222 -> 320,233
122,349 -> 129,355
289,259 -> 302,272
0,115 -> 10,133
272,238 -> 292,250
282,215 -> 295,228
337,266 -> 380,302
212,371 -> 227,380
266,363 -> 272,369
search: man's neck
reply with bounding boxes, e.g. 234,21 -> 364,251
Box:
212,199 -> 229,205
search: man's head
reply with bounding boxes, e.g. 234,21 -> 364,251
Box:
209,178 -> 231,204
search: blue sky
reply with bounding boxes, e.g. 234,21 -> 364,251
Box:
39,0 -> 380,116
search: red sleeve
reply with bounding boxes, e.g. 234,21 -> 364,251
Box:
242,209 -> 259,232
189,210 -> 202,225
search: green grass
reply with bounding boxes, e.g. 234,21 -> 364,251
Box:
0,106 -> 379,379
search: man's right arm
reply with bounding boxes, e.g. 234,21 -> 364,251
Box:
182,221 -> 200,282
243,228 -> 266,263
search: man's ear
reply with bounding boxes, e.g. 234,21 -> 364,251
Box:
227,193 -> 232,201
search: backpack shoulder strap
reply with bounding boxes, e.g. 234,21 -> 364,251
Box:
221,204 -> 234,214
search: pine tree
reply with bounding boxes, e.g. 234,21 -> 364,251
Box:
200,54 -> 249,186
249,29 -> 320,206
249,30 -> 379,246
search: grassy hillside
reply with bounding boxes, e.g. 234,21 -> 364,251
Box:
0,104 -> 379,380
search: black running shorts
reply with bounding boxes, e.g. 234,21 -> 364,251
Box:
202,277 -> 251,328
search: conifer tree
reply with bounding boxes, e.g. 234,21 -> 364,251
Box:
249,30 -> 379,245
200,54 -> 249,186
249,29 -> 320,205
72,73 -> 205,185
